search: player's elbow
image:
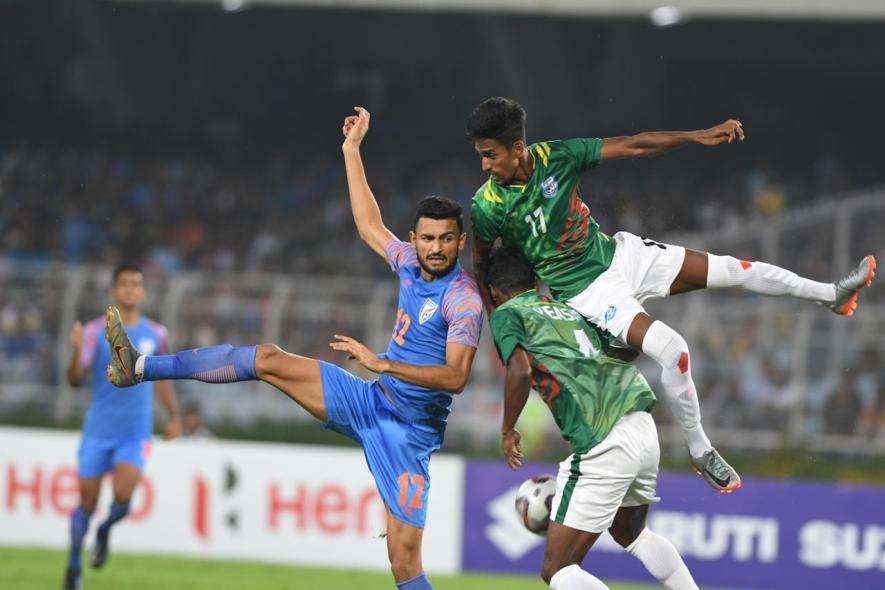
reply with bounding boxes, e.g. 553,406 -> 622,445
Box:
449,373 -> 470,394
617,144 -> 647,159
449,381 -> 467,395
356,228 -> 373,245
356,224 -> 375,243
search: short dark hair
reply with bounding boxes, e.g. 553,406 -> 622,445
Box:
486,246 -> 535,295
465,97 -> 526,146
112,263 -> 144,286
413,196 -> 464,234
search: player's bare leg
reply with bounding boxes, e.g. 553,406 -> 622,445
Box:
254,344 -> 326,421
385,506 -> 432,589
541,522 -> 607,589
107,306 -> 327,420
77,477 -> 101,514
609,506 -> 698,590
626,313 -> 740,493
671,249 -> 876,315
64,477 -> 101,589
667,249 -> 709,295
91,463 -> 142,569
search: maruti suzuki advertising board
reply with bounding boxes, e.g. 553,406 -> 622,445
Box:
462,459 -> 885,590
5,427 -> 885,588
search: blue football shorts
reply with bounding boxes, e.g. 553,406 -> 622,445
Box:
78,435 -> 151,478
320,361 -> 440,529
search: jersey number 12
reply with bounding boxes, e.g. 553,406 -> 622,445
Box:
393,309 -> 411,345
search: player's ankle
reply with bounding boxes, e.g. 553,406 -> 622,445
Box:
686,427 -> 712,459
134,355 -> 146,379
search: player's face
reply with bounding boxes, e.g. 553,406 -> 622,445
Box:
410,217 -> 465,278
474,138 -> 525,185
110,271 -> 145,310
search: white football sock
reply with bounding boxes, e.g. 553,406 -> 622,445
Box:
706,254 -> 835,302
640,321 -> 712,458
134,355 -> 146,379
626,528 -> 699,590
549,565 -> 609,590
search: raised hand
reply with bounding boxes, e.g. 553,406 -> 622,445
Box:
330,334 -> 386,373
697,119 -> 745,146
342,106 -> 371,148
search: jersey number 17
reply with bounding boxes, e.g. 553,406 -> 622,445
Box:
524,207 -> 547,238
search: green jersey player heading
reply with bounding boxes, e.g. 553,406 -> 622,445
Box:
468,97 -> 746,303
468,97 -> 876,493
485,247 -> 701,590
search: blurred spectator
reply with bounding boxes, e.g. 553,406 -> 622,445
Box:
824,379 -> 862,436
0,142 -> 877,276
182,401 -> 214,439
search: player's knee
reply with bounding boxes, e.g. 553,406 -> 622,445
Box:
706,254 -> 746,288
114,490 -> 134,504
79,495 -> 98,513
643,321 -> 690,375
609,524 -> 641,548
389,552 -> 421,581
255,343 -> 285,377
389,536 -> 422,581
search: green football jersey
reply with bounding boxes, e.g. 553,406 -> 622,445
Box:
490,290 -> 656,455
471,138 -> 616,300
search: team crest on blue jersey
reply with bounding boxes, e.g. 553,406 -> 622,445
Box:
541,176 -> 559,199
419,298 -> 439,325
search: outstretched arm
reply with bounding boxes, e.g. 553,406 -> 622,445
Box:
330,336 -> 477,394
472,237 -> 495,314
341,107 -> 397,259
501,346 -> 532,470
600,119 -> 744,161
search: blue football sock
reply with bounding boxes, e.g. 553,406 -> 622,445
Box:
99,501 -> 130,532
396,573 -> 433,590
68,507 -> 91,569
143,344 -> 257,383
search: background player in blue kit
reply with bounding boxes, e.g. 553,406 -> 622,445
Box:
64,264 -> 181,590
104,107 -> 483,590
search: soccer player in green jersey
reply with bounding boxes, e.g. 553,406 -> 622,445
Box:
468,97 -> 876,492
486,247 -> 699,590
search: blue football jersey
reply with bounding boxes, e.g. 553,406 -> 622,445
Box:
380,240 -> 483,432
79,315 -> 169,440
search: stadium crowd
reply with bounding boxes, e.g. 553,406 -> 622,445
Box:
0,143 -> 870,275
1,142 -> 883,451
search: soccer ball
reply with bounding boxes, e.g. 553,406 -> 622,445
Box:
514,475 -> 556,535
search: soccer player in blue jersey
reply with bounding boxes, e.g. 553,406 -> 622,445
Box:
105,107 -> 483,590
64,264 -> 181,590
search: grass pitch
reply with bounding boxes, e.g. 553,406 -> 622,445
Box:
1,546 -> 664,589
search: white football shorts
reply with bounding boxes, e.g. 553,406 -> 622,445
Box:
566,231 -> 686,341
549,410 -> 661,534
